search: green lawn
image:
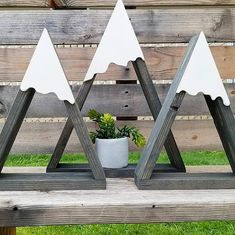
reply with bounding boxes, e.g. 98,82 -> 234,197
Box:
5,151 -> 234,235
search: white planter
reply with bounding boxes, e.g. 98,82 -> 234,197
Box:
96,137 -> 128,169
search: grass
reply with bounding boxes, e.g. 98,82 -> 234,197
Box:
5,150 -> 229,167
5,151 -> 233,235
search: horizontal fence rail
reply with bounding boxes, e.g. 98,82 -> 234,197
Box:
1,0 -> 235,8
0,84 -> 234,118
0,46 -> 235,82
1,119 -> 223,154
0,8 -> 235,44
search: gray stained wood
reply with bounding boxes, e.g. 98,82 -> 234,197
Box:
48,59 -> 185,174
133,59 -> 185,171
135,172 -> 235,190
47,78 -> 95,170
64,101 -> 105,180
0,89 -> 35,172
1,0 -> 235,7
47,163 -> 183,177
1,168 -> 235,226
0,173 -> 105,191
135,34 -> 200,180
0,84 -> 234,118
204,96 -> 235,172
1,46 -> 235,82
0,8 -> 235,44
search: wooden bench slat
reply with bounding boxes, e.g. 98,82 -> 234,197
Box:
0,46 -> 235,82
0,176 -> 235,226
0,8 -> 235,44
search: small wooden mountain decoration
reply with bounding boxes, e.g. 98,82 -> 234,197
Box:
0,28 -> 106,191
85,0 -> 144,81
21,28 -> 75,104
135,32 -> 235,190
47,0 -> 186,177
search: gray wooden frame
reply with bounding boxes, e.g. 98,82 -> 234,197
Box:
47,58 -> 186,177
0,88 -> 106,191
135,33 -> 235,190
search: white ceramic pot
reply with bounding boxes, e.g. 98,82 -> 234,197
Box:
96,137 -> 128,169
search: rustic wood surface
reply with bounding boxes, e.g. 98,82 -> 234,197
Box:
136,172 -> 235,190
0,46 -> 235,82
0,227 -> 16,235
0,8 -> 235,44
0,166 -> 234,226
47,163 -> 183,177
64,101 -> 105,180
0,119 -> 223,154
1,0 -> 235,7
133,58 -> 185,171
0,84 -> 234,118
0,89 -> 35,172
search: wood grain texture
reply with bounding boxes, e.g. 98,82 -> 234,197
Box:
52,0 -> 235,7
64,101 -> 105,180
0,89 -> 35,172
2,119 -> 223,154
0,173 -> 105,191
136,172 -> 235,190
1,46 -> 235,82
1,0 -> 235,7
47,163 -> 183,177
0,227 -> 15,235
1,176 -> 235,226
0,8 -> 235,44
133,58 -> 185,171
0,1 -> 47,7
0,84 -> 234,118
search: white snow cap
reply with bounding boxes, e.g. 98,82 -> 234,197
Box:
20,28 -> 75,104
84,0 -> 144,81
177,32 -> 230,106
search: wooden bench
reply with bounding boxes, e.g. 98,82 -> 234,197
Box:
0,0 -> 235,234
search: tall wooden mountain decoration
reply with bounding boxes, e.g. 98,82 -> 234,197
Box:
135,32 -> 235,190
0,28 -> 106,191
47,0 -> 186,177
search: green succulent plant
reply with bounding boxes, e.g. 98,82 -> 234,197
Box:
88,109 -> 146,147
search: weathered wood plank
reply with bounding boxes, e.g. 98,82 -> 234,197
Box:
0,84 -> 234,118
52,0 -> 235,7
136,172 -> 235,190
1,177 -> 235,226
1,119 -> 223,154
1,0 -> 235,7
0,173 -> 105,191
0,1 -> 47,7
0,8 -> 235,44
1,46 -> 235,82
0,227 -> 15,235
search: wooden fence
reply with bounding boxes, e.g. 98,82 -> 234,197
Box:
0,0 -> 234,153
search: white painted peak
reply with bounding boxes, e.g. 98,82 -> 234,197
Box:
84,0 -> 144,81
20,28 -> 75,104
177,32 -> 230,106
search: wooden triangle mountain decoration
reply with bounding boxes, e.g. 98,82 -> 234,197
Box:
135,32 -> 235,190
0,28 -> 106,191
47,0 -> 186,177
